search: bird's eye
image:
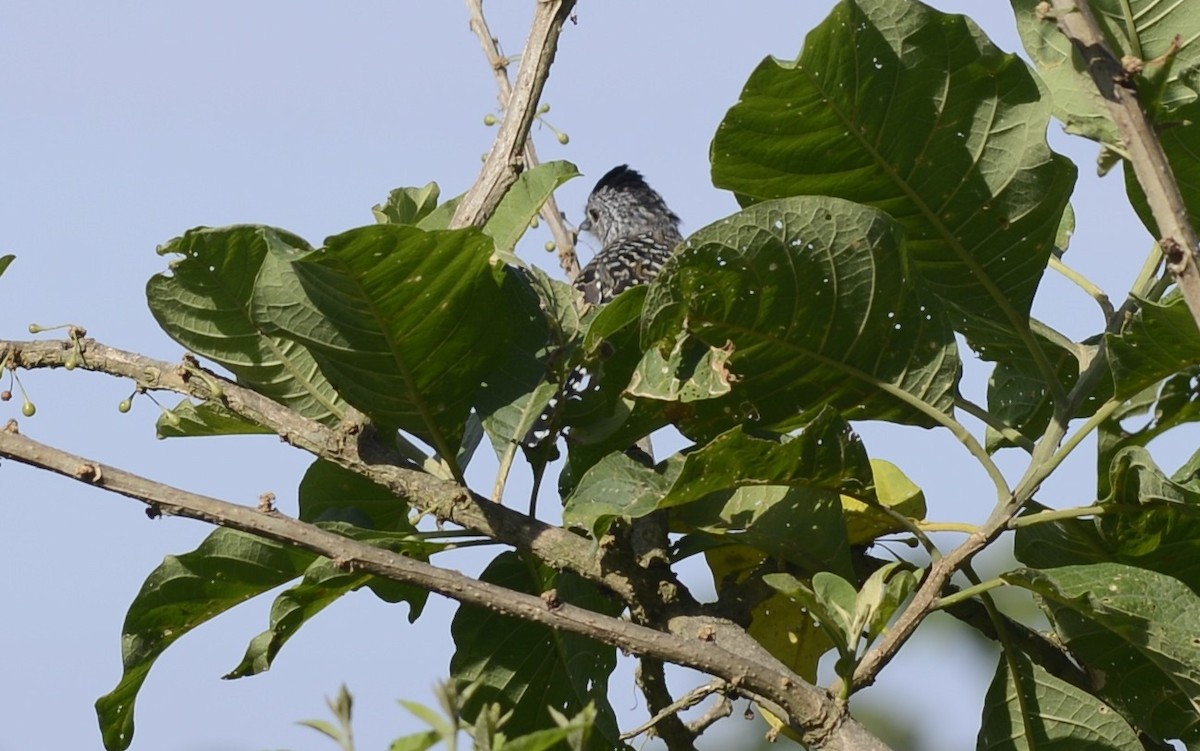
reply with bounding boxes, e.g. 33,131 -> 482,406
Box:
588,208 -> 600,221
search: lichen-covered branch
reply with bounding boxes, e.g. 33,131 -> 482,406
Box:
1046,0 -> 1200,328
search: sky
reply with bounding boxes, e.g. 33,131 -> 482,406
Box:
0,3 -> 1185,751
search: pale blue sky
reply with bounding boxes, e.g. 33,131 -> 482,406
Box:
0,3 -> 1178,750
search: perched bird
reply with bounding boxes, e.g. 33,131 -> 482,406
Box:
522,166 -> 683,455
573,165 -> 684,305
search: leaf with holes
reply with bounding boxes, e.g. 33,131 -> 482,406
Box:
642,196 -> 959,437
712,0 -> 1075,367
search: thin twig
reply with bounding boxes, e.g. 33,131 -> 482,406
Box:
465,0 -> 581,280
631,658 -> 697,748
451,0 -> 577,230
1047,0 -> 1200,328
621,679 -> 726,742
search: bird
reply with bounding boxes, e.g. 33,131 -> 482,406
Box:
522,165 -> 683,465
572,165 -> 684,305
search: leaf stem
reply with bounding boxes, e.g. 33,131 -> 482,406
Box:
1049,256 -> 1114,319
954,396 -> 1035,452
931,576 -> 1005,611
1008,504 -> 1108,528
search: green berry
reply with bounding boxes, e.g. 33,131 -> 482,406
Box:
538,103 -> 551,114
118,398 -> 133,413
27,323 -> 43,334
556,132 -> 569,145
21,400 -> 36,417
483,113 -> 498,126
544,241 -> 557,252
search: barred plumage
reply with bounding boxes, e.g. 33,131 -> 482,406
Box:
573,165 -> 683,304
524,165 -> 682,450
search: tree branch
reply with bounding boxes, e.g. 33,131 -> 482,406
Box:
1046,0 -> 1200,328
465,0 -> 581,280
0,419 -> 894,751
451,0 -> 577,230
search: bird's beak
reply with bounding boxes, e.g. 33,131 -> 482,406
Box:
579,218 -> 592,233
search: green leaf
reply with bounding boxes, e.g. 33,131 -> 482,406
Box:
95,529 -> 316,751
298,459 -> 415,532
373,183 -> 442,226
147,226 -> 347,426
155,398 -> 273,438
1005,564 -> 1200,744
483,161 -> 579,254
763,571 -> 856,657
1108,295 -> 1200,399
626,333 -> 733,403
854,562 -> 919,644
1017,448 -> 1200,593
0,254 -> 14,279
977,648 -> 1142,750
388,730 -> 441,751
564,409 -> 873,555
473,267 -> 559,470
842,459 -> 927,545
712,0 -> 1075,365
643,196 -> 959,435
668,409 -> 873,507
705,546 -> 834,682
562,451 -> 681,538
449,552 -> 625,751
251,224 -> 521,470
226,524 -> 430,679
677,485 -> 854,578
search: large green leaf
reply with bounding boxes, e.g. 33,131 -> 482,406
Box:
95,529 -> 317,751
642,196 -> 959,436
147,226 -> 347,426
226,523 -> 431,679
251,224 -> 522,470
1108,295 -> 1200,399
1005,564 -> 1200,744
712,0 -> 1076,366
1017,448 -> 1200,594
448,552 -> 625,751
977,648 -> 1141,750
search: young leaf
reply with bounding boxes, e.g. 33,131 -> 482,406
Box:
482,161 -> 579,254
373,183 -> 442,226
841,459 -> 927,545
0,254 -> 14,280
154,399 -> 274,438
712,0 -> 1075,367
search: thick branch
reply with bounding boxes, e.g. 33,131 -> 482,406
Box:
465,0 -> 581,280
1047,0 -> 1200,328
0,422 -> 892,751
0,337 -> 647,602
451,0 -> 576,230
